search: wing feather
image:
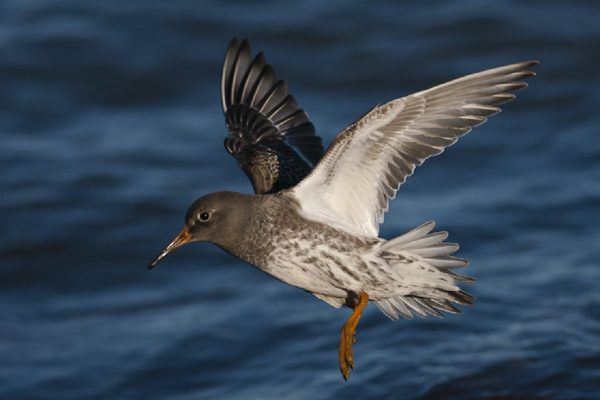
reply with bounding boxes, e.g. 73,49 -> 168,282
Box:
221,39 -> 324,194
291,61 -> 538,236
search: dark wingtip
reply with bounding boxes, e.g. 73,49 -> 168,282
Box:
228,37 -> 239,48
221,38 -> 323,193
453,290 -> 475,305
238,38 -> 251,55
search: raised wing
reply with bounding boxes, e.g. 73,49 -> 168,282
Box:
221,39 -> 324,194
291,61 -> 538,237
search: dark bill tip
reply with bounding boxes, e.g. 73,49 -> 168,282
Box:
148,227 -> 192,270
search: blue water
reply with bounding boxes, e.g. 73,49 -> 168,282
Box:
2,1 -> 599,399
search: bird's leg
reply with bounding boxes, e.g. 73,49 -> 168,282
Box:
339,291 -> 369,380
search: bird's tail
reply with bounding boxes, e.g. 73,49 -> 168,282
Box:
375,221 -> 474,320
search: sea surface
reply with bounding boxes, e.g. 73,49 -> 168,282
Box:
2,1 -> 599,399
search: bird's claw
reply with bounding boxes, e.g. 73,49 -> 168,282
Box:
338,291 -> 369,381
339,324 -> 356,380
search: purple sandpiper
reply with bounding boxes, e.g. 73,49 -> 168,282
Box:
149,39 -> 537,380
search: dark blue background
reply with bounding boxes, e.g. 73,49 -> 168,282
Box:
2,1 -> 599,398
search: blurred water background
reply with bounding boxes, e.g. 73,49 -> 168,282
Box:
1,1 -> 599,399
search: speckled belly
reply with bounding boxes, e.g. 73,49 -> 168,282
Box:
263,234 -> 390,298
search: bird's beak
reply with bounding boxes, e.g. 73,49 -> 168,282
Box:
148,227 -> 193,270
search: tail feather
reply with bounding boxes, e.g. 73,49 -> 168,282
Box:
388,297 -> 414,319
385,221 -> 436,245
446,271 -> 476,283
411,242 -> 459,258
449,290 -> 475,305
422,256 -> 468,269
425,298 -> 461,314
410,297 -> 444,317
376,221 -> 474,320
399,297 -> 430,318
396,231 -> 449,250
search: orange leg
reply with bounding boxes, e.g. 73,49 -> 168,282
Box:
339,291 -> 369,380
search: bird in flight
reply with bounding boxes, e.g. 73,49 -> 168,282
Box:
149,39 -> 537,380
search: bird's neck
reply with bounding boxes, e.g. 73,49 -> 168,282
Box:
215,194 -> 284,267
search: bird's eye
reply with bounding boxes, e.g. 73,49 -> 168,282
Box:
199,212 -> 210,221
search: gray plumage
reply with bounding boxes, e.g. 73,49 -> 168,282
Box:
150,47 -> 537,380
152,49 -> 538,320
177,192 -> 473,320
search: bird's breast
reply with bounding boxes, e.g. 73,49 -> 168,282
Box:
261,223 -> 381,296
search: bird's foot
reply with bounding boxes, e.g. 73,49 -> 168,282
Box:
339,323 -> 355,378
338,291 -> 369,381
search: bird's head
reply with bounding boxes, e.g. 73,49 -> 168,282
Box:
148,191 -> 251,269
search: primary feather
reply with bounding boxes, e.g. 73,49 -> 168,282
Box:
292,61 -> 538,237
221,39 -> 324,194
